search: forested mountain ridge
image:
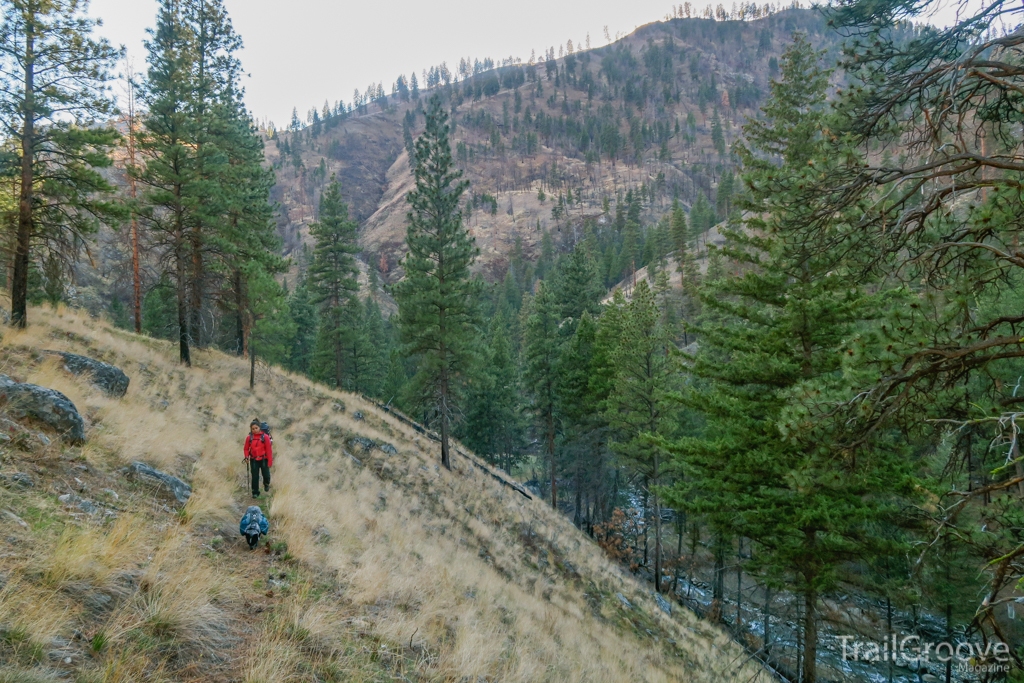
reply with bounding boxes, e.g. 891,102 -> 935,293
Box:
267,7 -> 840,284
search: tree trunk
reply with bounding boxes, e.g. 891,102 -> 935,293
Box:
653,490 -> 662,593
736,537 -> 743,627
803,583 -> 817,683
763,587 -> 772,656
131,217 -> 142,333
176,244 -> 191,366
713,533 -> 725,605
235,270 -> 246,355
547,407 -> 556,508
12,20 -> 35,329
440,364 -> 451,470
249,332 -> 256,390
125,69 -> 142,334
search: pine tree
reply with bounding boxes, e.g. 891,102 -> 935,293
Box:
606,280 -> 677,592
217,95 -> 286,360
666,35 -> 913,683
710,108 -> 725,156
186,0 -> 242,347
137,0 -> 199,364
309,176 -> 359,389
523,281 -> 561,508
285,275 -> 318,374
553,244 -> 603,337
394,95 -> 480,470
0,0 -> 122,328
463,318 -> 526,473
715,170 -> 734,220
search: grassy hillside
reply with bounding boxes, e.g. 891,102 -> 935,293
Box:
0,305 -> 770,682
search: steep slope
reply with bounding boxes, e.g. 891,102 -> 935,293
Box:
0,304 -> 770,682
268,9 -> 839,280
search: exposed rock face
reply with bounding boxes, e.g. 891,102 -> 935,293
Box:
125,461 -> 192,504
0,375 -> 85,444
48,351 -> 129,398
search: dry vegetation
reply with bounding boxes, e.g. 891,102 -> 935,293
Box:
0,304 -> 770,682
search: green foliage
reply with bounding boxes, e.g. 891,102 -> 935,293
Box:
462,318 -> 527,472
142,276 -> 179,341
394,95 -> 481,469
308,176 -> 360,389
0,0 -> 123,327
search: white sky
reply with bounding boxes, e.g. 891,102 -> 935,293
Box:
88,0 -> 988,126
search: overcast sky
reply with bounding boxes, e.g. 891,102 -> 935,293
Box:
88,0 -> 977,126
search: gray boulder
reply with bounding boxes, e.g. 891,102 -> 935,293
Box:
125,461 -> 192,504
48,351 -> 129,398
0,375 -> 85,444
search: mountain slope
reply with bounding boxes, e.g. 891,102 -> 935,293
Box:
268,9 -> 839,281
0,304 -> 770,682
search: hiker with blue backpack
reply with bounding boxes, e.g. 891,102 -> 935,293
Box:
240,505 -> 269,549
244,419 -> 273,499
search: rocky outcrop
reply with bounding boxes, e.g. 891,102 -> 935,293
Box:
48,351 -> 129,398
0,375 -> 85,444
125,461 -> 192,504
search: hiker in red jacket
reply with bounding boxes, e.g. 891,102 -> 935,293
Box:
244,419 -> 273,499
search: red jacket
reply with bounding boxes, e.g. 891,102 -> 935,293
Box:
244,433 -> 273,467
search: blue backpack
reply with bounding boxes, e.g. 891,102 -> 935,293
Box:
240,506 -> 269,548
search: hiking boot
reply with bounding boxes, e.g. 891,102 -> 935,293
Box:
252,492 -> 260,499
264,484 -> 271,492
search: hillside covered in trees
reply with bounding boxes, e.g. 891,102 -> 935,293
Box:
267,6 -> 841,285
0,0 -> 1022,682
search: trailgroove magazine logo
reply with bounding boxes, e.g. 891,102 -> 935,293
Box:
839,635 -> 1012,674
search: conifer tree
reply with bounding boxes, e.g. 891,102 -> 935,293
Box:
285,276 -> 318,374
217,95 -> 286,359
309,176 -> 359,389
185,0 -> 243,347
553,245 -> 603,337
464,318 -> 526,473
666,35 -> 913,682
137,0 -> 199,364
0,0 -> 121,328
394,95 -> 480,470
523,281 -> 561,507
711,108 -> 725,156
606,279 -> 677,592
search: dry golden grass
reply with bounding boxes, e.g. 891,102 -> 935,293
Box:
0,303 -> 772,682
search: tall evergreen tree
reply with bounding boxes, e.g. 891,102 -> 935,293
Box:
0,0 -> 121,328
394,95 -> 480,470
463,318 -> 526,473
666,35 -> 913,682
309,176 -> 359,389
606,279 -> 677,592
137,0 -> 199,364
523,281 -> 561,508
285,275 -> 318,375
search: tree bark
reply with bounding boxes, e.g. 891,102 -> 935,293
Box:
547,405 -> 556,508
125,67 -> 142,334
12,16 -> 35,329
249,332 -> 255,390
803,582 -> 817,683
440,349 -> 451,470
176,241 -> 191,366
653,488 -> 662,593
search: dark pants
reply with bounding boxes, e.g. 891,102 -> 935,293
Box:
250,458 -> 270,495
